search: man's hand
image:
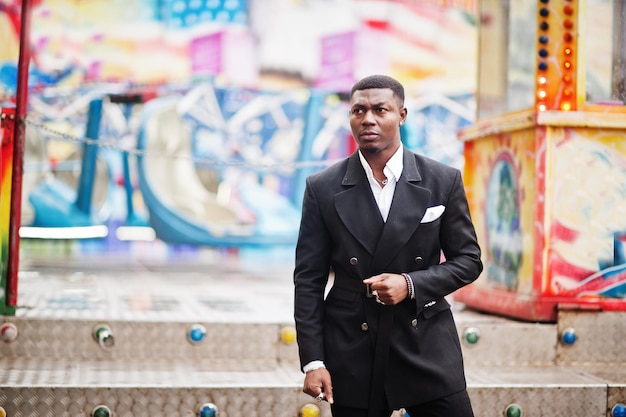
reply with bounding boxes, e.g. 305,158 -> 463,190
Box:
363,273 -> 409,305
303,367 -> 334,404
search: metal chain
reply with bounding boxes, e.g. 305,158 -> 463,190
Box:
24,117 -> 337,173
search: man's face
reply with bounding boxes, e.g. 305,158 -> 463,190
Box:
349,88 -> 407,155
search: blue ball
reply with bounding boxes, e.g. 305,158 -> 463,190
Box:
188,324 -> 206,343
199,403 -> 218,417
612,403 -> 626,417
561,328 -> 576,345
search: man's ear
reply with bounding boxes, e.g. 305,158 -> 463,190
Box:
400,107 -> 408,125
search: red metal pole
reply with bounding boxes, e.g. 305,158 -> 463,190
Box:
6,0 -> 33,310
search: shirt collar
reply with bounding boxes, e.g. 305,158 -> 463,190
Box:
358,145 -> 404,184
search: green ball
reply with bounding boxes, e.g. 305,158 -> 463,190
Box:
92,406 -> 111,417
505,404 -> 522,417
464,327 -> 480,344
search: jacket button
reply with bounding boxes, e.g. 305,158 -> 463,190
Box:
350,257 -> 359,265
361,323 -> 369,331
411,319 -> 418,328
414,256 -> 423,265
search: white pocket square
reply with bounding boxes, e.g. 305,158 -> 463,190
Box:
421,205 -> 445,223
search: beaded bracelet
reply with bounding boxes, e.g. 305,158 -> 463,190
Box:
402,273 -> 415,300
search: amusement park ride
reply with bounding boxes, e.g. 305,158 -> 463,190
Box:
0,0 -> 625,416
454,0 -> 626,322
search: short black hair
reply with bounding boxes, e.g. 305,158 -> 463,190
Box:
350,75 -> 405,106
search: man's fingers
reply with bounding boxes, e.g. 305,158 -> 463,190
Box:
362,274 -> 385,285
304,384 -> 322,397
365,274 -> 408,305
322,383 -> 334,404
303,368 -> 333,403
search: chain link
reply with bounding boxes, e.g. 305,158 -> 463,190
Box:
24,117 -> 336,173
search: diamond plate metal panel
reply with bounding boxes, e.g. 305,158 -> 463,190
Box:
0,318 -> 290,369
459,320 -> 556,366
14,268 -> 295,324
574,366 -> 626,417
467,365 -> 609,417
1,361 -> 620,417
3,260 -> 623,417
607,386 -> 626,417
466,364 -> 609,385
557,311 -> 626,365
0,359 -> 303,387
468,385 -> 607,417
0,387 -> 332,417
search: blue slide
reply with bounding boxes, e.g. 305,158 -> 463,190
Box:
135,94 -> 303,247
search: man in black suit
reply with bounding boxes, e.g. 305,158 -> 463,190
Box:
293,75 -> 483,417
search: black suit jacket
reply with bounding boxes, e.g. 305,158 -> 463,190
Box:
294,148 -> 483,409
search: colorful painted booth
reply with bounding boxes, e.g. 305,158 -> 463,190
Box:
454,0 -> 626,321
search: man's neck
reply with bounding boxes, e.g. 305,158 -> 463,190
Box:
361,144 -> 400,171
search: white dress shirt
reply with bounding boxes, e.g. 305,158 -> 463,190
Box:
358,145 -> 403,222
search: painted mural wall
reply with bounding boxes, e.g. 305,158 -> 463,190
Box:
464,128 -> 537,297
1,0 -> 478,254
1,0 -> 478,96
549,128 -> 626,300
461,121 -> 626,319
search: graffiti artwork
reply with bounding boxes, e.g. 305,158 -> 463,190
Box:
549,130 -> 626,299
485,151 -> 522,291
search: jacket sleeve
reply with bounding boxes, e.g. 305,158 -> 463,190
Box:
410,169 -> 483,309
293,176 -> 333,371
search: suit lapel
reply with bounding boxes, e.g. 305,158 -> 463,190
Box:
371,149 -> 431,272
335,154 -> 384,256
334,149 -> 432,266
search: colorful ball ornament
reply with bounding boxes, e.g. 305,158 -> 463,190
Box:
280,326 -> 297,345
300,403 -> 320,417
91,405 -> 111,417
188,324 -> 207,344
198,402 -> 218,417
